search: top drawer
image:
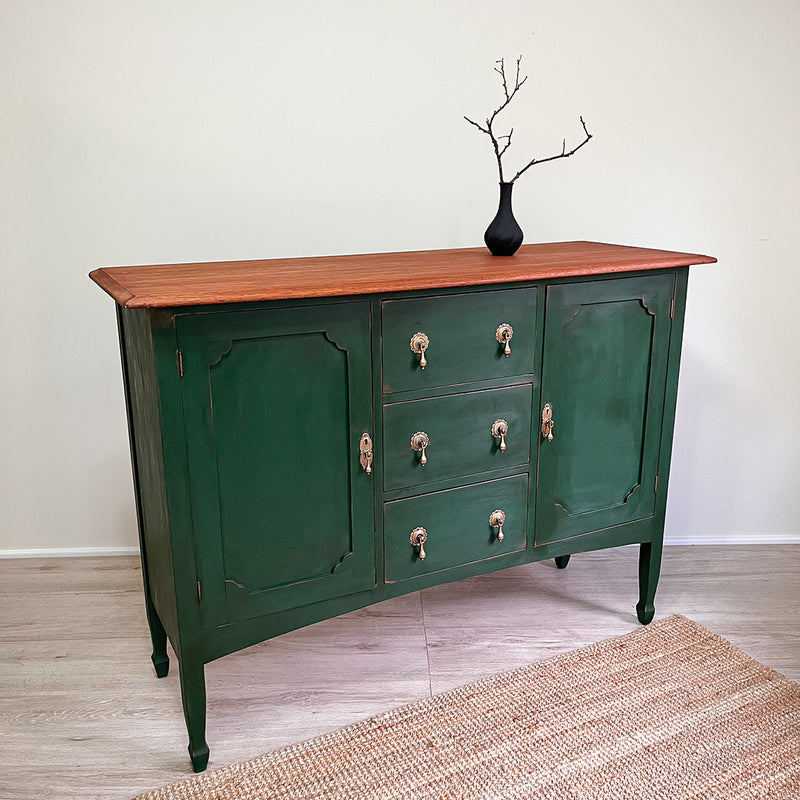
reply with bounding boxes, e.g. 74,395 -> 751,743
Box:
381,287 -> 538,394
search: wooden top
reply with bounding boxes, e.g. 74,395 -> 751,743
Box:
89,241 -> 716,308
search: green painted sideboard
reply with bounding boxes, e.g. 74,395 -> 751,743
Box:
90,241 -> 715,771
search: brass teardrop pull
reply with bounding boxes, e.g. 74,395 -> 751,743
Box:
410,527 -> 428,560
410,332 -> 430,369
489,509 -> 506,541
410,431 -> 430,465
491,419 -> 509,452
496,323 -> 514,356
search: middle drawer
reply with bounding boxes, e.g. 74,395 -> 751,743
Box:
382,383 -> 533,491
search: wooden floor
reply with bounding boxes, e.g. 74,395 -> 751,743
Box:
1,544 -> 798,800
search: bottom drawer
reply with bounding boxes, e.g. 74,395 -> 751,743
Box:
384,474 -> 529,582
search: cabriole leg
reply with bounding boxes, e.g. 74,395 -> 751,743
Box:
636,540 -> 663,625
179,658 -> 209,772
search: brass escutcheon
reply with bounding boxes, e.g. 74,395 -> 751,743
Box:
410,431 -> 430,465
359,432 -> 374,474
410,332 -> 430,369
489,509 -> 506,541
491,419 -> 509,452
496,323 -> 514,356
541,403 -> 554,441
410,527 -> 428,560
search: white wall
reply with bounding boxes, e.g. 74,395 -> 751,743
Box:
2,0 -> 798,553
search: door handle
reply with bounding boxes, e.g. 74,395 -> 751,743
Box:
359,432 -> 373,474
541,404 -> 554,441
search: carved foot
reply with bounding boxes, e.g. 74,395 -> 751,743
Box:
180,657 -> 209,772
554,555 -> 571,569
636,600 -> 655,625
152,651 -> 170,678
189,742 -> 210,773
637,541 -> 662,626
144,602 -> 169,677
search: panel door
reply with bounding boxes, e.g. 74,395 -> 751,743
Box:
535,274 -> 674,544
177,302 -> 375,627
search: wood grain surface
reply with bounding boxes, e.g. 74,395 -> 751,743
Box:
89,242 -> 716,308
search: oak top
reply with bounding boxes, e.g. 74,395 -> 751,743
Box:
89,241 -> 716,309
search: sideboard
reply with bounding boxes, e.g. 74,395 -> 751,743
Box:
90,241 -> 715,771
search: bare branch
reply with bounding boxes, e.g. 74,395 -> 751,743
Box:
513,56 -> 527,93
464,55 -> 592,184
509,116 -> 593,183
464,114 -> 507,180
489,130 -> 506,183
498,129 -> 513,159
463,115 -> 489,135
494,58 -> 509,101
487,55 -> 526,128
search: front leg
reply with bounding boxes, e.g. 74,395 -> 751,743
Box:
144,599 -> 170,678
636,540 -> 663,625
178,657 -> 209,772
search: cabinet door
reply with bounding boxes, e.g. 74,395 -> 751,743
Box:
535,275 -> 674,543
177,302 -> 375,627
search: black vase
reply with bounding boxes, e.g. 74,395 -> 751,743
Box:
484,181 -> 524,256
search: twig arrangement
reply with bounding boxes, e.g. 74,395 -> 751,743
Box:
464,55 -> 592,183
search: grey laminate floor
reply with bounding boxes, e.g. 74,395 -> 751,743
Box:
1,545 -> 798,800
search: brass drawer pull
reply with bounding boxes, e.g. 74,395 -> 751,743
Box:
410,332 -> 430,369
410,527 -> 428,560
410,431 -> 430,465
359,432 -> 373,474
496,323 -> 513,356
491,418 -> 509,452
489,509 -> 506,541
541,403 -> 554,441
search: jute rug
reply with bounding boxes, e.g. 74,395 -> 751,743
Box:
134,615 -> 800,799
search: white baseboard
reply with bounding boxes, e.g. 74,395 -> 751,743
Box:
0,546 -> 140,559
2,536 -> 798,559
665,534 -> 800,546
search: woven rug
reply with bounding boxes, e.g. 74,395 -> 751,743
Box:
134,615 -> 800,799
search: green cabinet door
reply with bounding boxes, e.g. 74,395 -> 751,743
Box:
176,302 -> 375,627
535,274 -> 675,544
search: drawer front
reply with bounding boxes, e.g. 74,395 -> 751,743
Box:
384,474 -> 529,582
382,384 -> 532,491
381,287 -> 537,393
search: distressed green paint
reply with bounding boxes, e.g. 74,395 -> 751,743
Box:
176,303 -> 376,625
106,267 -> 693,772
116,307 -> 171,677
384,474 -> 529,582
381,287 -> 537,394
382,383 -> 532,491
535,274 -> 675,543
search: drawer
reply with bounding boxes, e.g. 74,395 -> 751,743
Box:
384,474 -> 529,582
382,384 -> 532,491
381,287 -> 537,393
